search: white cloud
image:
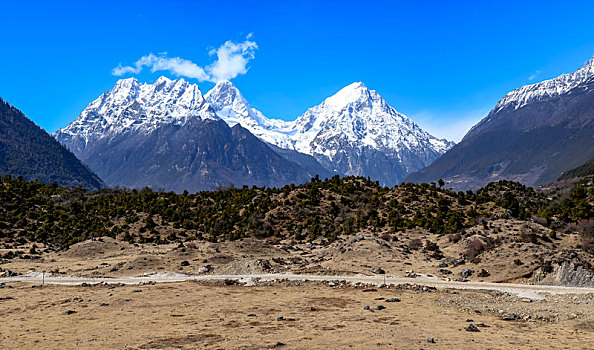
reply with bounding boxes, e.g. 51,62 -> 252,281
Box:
528,70 -> 540,81
111,36 -> 257,82
206,39 -> 258,81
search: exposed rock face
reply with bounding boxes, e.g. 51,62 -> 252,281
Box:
537,262 -> 594,288
407,57 -> 594,190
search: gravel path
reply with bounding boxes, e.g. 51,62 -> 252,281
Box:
3,272 -> 594,299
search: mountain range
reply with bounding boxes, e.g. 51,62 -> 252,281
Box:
406,57 -> 594,189
205,80 -> 453,186
54,77 -> 452,191
0,98 -> 104,190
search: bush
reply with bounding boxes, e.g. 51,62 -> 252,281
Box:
577,220 -> 594,253
408,238 -> 422,250
466,239 -> 485,260
425,240 -> 439,251
448,232 -> 462,243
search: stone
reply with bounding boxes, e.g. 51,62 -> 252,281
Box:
64,310 -> 77,315
180,260 -> 190,266
371,267 -> 385,274
427,338 -> 436,343
376,305 -> 386,310
385,298 -> 400,302
477,268 -> 490,277
461,268 -> 473,278
466,324 -> 480,332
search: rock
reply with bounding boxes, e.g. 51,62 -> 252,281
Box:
132,289 -> 142,293
427,338 -> 436,343
385,298 -> 400,303
439,269 -> 452,275
438,261 -> 449,268
198,265 -> 212,273
274,342 -> 286,347
64,310 -> 77,315
247,314 -> 257,317
466,324 -> 480,332
180,260 -> 190,266
376,305 -> 386,310
477,269 -> 490,277
340,247 -> 346,254
277,316 -> 285,321
466,319 -> 474,322
371,267 -> 385,274
99,303 -> 109,306
363,305 -> 372,311
501,313 -> 520,321
461,268 -> 473,278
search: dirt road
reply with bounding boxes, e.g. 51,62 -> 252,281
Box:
3,272 -> 593,299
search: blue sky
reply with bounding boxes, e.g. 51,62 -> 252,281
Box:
1,0 -> 594,141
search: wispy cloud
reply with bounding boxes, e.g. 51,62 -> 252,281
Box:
528,70 -> 540,81
111,35 -> 258,82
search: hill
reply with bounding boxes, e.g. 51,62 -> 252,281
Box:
559,157 -> 594,180
0,98 -> 104,190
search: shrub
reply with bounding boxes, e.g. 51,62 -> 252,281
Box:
408,238 -> 423,250
379,232 -> 392,241
448,232 -> 462,243
465,239 -> 485,260
425,240 -> 439,251
577,220 -> 594,253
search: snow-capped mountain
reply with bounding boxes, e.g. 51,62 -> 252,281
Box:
407,56 -> 594,189
493,57 -> 594,114
290,82 -> 452,167
204,80 -> 294,149
54,76 -> 216,155
54,77 -> 325,192
206,81 -> 454,186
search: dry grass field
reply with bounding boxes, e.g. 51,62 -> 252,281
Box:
0,281 -> 593,349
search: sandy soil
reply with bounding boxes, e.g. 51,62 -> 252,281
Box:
0,281 -> 592,349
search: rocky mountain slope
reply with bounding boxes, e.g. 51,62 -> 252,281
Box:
407,57 -> 594,189
206,81 -> 454,186
54,77 -> 322,192
0,98 -> 104,190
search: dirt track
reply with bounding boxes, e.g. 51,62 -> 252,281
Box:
4,272 -> 594,299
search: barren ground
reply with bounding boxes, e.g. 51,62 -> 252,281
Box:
0,281 -> 593,349
1,232 -> 593,349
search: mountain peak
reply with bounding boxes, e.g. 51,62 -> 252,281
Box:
324,82 -> 374,108
154,76 -> 171,84
493,56 -> 594,113
54,77 -> 217,151
205,79 -> 243,104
